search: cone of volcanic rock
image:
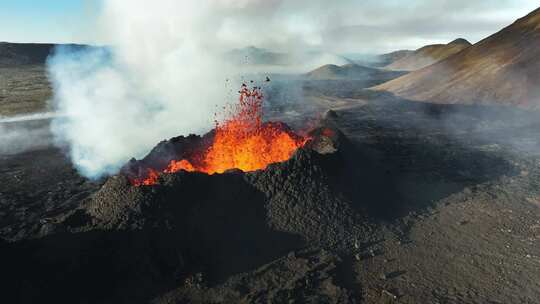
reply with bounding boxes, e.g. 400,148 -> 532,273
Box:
384,38 -> 471,71
91,122 -> 371,288
374,7 -> 540,108
92,123 -> 368,248
1,123 -> 376,304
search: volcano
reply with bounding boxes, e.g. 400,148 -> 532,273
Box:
1,80 -> 382,303
1,112 -> 378,303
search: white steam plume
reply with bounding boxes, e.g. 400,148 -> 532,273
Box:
48,0 -> 341,178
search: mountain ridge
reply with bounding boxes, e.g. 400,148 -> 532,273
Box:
384,38 -> 471,71
373,7 -> 540,108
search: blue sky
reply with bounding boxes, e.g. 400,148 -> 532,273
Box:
0,1 -> 538,51
0,0 -> 98,43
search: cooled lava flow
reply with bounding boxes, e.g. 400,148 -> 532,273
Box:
132,84 -> 307,186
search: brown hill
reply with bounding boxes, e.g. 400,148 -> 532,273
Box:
374,7 -> 540,108
385,38 -> 471,71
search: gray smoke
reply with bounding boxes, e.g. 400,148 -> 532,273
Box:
47,0 -> 348,178
0,113 -> 57,155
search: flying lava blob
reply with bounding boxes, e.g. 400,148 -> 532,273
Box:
132,84 -> 308,186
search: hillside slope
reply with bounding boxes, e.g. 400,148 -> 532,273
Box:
374,7 -> 540,108
366,50 -> 414,68
385,39 -> 471,71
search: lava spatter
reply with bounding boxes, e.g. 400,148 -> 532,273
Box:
132,84 -> 307,186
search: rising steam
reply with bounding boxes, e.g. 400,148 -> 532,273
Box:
48,0 -> 346,178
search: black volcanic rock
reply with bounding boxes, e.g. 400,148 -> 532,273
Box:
93,124 -> 368,249
1,122 -> 378,303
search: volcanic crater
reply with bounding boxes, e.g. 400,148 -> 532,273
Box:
124,85 -> 309,186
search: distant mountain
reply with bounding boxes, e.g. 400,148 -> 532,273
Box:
305,63 -> 406,87
0,42 -> 86,67
373,7 -> 540,108
226,46 -> 289,65
372,50 -> 414,67
225,46 -> 353,68
384,38 -> 471,71
0,43 -> 55,66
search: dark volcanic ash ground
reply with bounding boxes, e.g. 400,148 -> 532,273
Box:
1,85 -> 540,303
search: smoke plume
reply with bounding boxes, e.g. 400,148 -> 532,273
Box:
48,0 -> 345,178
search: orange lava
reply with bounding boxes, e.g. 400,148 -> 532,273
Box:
132,84 -> 306,186
133,169 -> 160,186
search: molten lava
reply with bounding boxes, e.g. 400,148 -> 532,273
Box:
132,84 -> 307,186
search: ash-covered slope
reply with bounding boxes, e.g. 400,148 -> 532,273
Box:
374,7 -> 540,108
384,38 -> 471,71
107,124 -> 372,247
1,122 -> 382,303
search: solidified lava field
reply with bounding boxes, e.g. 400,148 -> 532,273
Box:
1,89 -> 540,303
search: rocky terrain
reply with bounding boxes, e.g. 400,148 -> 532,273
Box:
0,42 -> 82,115
1,8 -> 540,303
0,65 -> 52,115
374,8 -> 540,108
1,87 -> 540,303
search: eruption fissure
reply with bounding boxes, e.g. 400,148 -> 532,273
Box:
132,84 -> 308,186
